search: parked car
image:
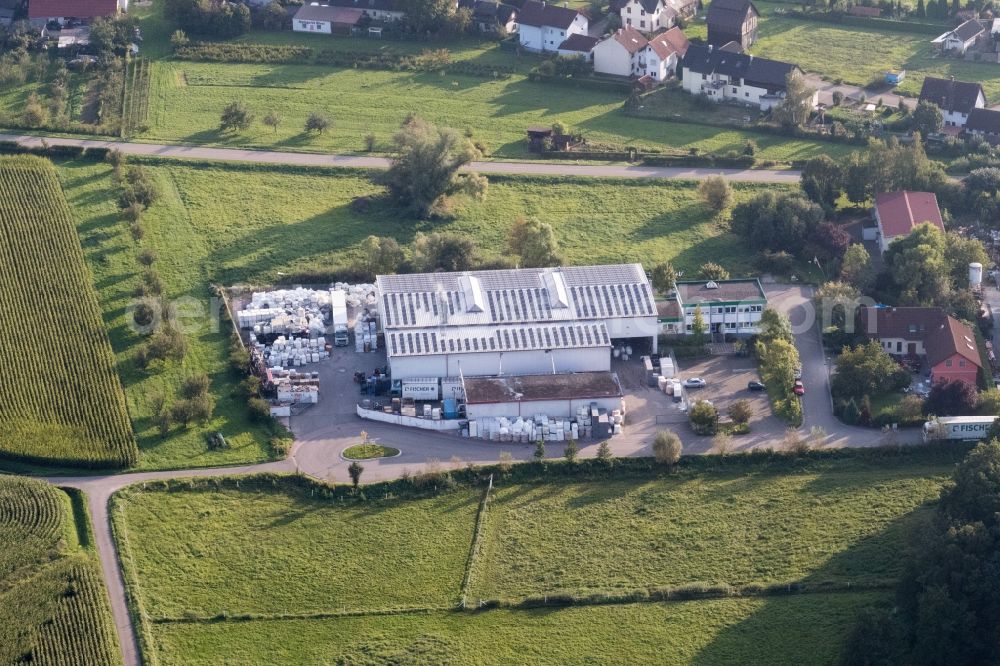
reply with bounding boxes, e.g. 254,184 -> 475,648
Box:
793,366 -> 803,380
793,380 -> 805,396
748,380 -> 766,391
683,377 -> 706,389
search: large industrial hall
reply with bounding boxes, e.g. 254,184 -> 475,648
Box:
376,263 -> 659,380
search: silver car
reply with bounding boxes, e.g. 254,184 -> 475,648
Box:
682,377 -> 707,389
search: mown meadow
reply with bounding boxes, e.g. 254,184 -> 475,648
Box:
140,60 -> 849,161
114,449 -> 962,664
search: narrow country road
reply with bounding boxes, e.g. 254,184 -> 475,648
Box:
0,133 -> 803,183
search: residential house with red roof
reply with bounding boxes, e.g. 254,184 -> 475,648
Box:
593,26 -> 647,77
641,26 -> 689,81
860,307 -> 982,386
873,191 -> 945,253
29,0 -> 127,23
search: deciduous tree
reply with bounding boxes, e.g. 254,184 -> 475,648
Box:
773,70 -> 816,128
219,100 -> 253,132
652,429 -> 682,464
650,261 -> 677,294
509,216 -> 562,268
380,116 -> 486,218
697,175 -> 733,213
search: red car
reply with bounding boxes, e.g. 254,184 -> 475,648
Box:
793,380 -> 805,396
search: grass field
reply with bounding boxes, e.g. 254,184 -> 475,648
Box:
139,60 -> 846,161
753,13 -> 1000,99
113,483 -> 481,617
0,156 -> 136,468
470,458 -> 947,600
0,475 -> 121,666
57,156 -> 776,469
56,160 -> 277,471
115,453 -> 959,664
147,592 -> 885,666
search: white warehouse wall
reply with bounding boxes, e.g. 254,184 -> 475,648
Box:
466,395 -> 624,419
388,347 -> 610,380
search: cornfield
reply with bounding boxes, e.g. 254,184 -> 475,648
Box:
0,476 -> 121,666
0,156 -> 137,467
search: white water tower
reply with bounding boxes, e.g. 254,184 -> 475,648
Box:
970,262 -> 983,288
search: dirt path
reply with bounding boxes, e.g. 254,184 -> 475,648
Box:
0,133 -> 803,183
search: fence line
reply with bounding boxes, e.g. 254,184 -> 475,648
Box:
459,474 -> 493,609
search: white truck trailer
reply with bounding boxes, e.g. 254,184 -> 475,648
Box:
922,416 -> 999,442
330,289 -> 349,347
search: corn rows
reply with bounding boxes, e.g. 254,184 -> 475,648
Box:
0,157 -> 137,467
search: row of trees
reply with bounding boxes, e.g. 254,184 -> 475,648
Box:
164,0 -> 250,38
356,214 -> 562,278
800,135 -> 949,212
844,442 -> 1000,665
753,310 -> 803,425
219,100 -> 331,136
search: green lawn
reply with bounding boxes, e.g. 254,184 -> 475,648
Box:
114,483 -> 480,617
57,157 -> 776,469
470,458 -> 949,600
57,160 -> 277,471
752,13 -> 1000,99
139,60 -> 845,160
147,592 -> 885,666
112,455 -> 957,665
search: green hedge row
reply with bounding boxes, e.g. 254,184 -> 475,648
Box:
478,577 -> 899,610
0,141 -> 110,161
174,42 -> 515,78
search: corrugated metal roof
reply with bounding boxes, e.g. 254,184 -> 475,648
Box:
386,322 -> 611,357
377,264 -> 655,332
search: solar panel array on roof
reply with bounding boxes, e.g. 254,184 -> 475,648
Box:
376,264 -> 655,332
386,322 -> 611,357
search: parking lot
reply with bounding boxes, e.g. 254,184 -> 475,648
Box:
617,352 -> 790,452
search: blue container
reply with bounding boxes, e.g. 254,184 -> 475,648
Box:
443,399 -> 458,419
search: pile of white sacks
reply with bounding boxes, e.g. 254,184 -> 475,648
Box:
252,335 -> 329,368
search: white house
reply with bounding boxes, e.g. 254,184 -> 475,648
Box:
657,279 -> 768,338
324,0 -> 404,22
918,76 -> 986,128
931,18 -> 986,54
517,0 -> 588,53
593,27 -> 647,77
292,4 -> 363,35
680,43 -> 815,111
641,26 -> 689,81
613,0 -> 695,33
